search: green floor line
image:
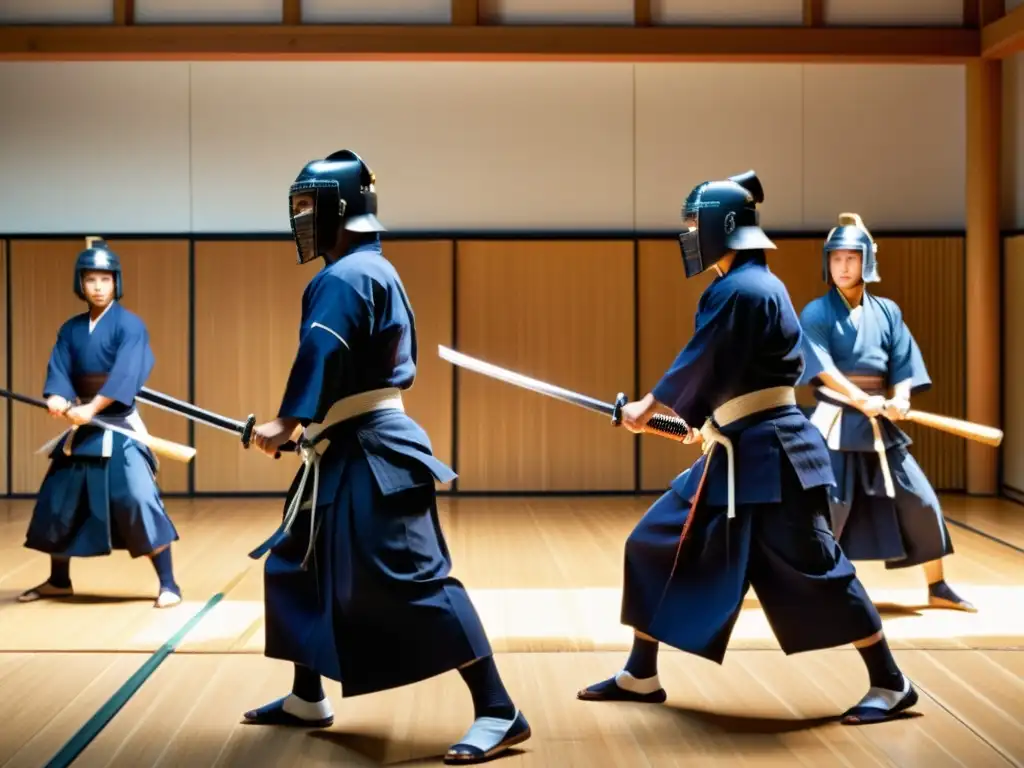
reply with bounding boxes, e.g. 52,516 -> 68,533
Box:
43,590 -> 227,768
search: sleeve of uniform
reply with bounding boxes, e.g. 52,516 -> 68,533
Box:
278,274 -> 366,424
98,315 -> 155,407
886,301 -> 931,394
650,285 -> 749,427
42,324 -> 77,401
796,299 -> 838,385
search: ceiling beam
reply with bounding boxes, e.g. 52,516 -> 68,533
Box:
0,24 -> 979,63
982,1 -> 1024,57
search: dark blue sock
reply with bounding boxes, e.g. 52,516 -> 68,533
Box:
624,635 -> 659,679
292,664 -> 324,702
928,580 -> 961,602
459,656 -> 516,720
49,557 -> 71,589
150,548 -> 179,594
857,637 -> 903,691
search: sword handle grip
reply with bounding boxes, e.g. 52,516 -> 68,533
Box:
240,415 -> 297,459
611,392 -> 690,441
645,414 -> 690,442
274,440 -> 298,460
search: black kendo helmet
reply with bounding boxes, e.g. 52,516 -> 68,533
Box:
289,149 -> 387,264
822,212 -> 879,284
678,170 -> 776,279
73,237 -> 123,300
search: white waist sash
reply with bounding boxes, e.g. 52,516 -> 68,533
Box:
37,408 -> 148,459
809,389 -> 896,499
698,386 -> 798,520
279,387 -> 405,568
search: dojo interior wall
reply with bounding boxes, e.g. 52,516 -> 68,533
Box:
3,235 -> 968,496
1004,53 -> 1024,230
0,47 -> 1012,497
1005,234 -> 1024,501
0,61 -> 967,235
1,241 -> 6,497
1003,52 -> 1024,502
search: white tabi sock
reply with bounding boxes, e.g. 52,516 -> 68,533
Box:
282,692 -> 333,721
614,669 -> 663,694
851,675 -> 910,712
453,710 -> 519,753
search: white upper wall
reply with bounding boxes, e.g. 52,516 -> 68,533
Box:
189,62 -> 636,233
488,0 -> 634,25
0,63 -> 192,233
0,0 -> 113,24
0,60 -> 971,234
301,0 -> 451,24
653,0 -> 803,26
824,0 -> 963,26
134,0 -> 282,24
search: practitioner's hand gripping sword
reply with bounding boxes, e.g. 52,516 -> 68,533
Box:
437,345 -> 692,441
816,386 -> 1003,447
0,387 -> 197,463
135,387 -> 300,458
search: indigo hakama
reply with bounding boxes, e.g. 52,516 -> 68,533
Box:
25,303 -> 178,561
589,253 -> 884,667
799,287 -> 953,570
253,242 -> 494,697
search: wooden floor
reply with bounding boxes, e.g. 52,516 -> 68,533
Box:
0,493 -> 1022,767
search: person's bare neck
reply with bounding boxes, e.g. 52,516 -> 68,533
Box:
322,231 -> 355,265
838,282 -> 864,308
713,252 -> 737,276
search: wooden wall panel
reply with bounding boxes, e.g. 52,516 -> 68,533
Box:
193,240 -> 453,493
3,234 -> 969,497
764,237 -> 834,410
10,240 -> 190,494
637,238 -> 965,492
113,240 -> 191,494
1,241 -> 6,496
193,242 -> 314,492
381,241 -> 454,481
10,242 -> 80,494
1003,235 -> 1024,496
455,241 -> 635,492
636,240 -> 710,491
869,238 -> 966,490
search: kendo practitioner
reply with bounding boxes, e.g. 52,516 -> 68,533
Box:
240,150 -> 530,764
798,213 -> 975,612
577,173 -> 919,725
18,239 -> 182,609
